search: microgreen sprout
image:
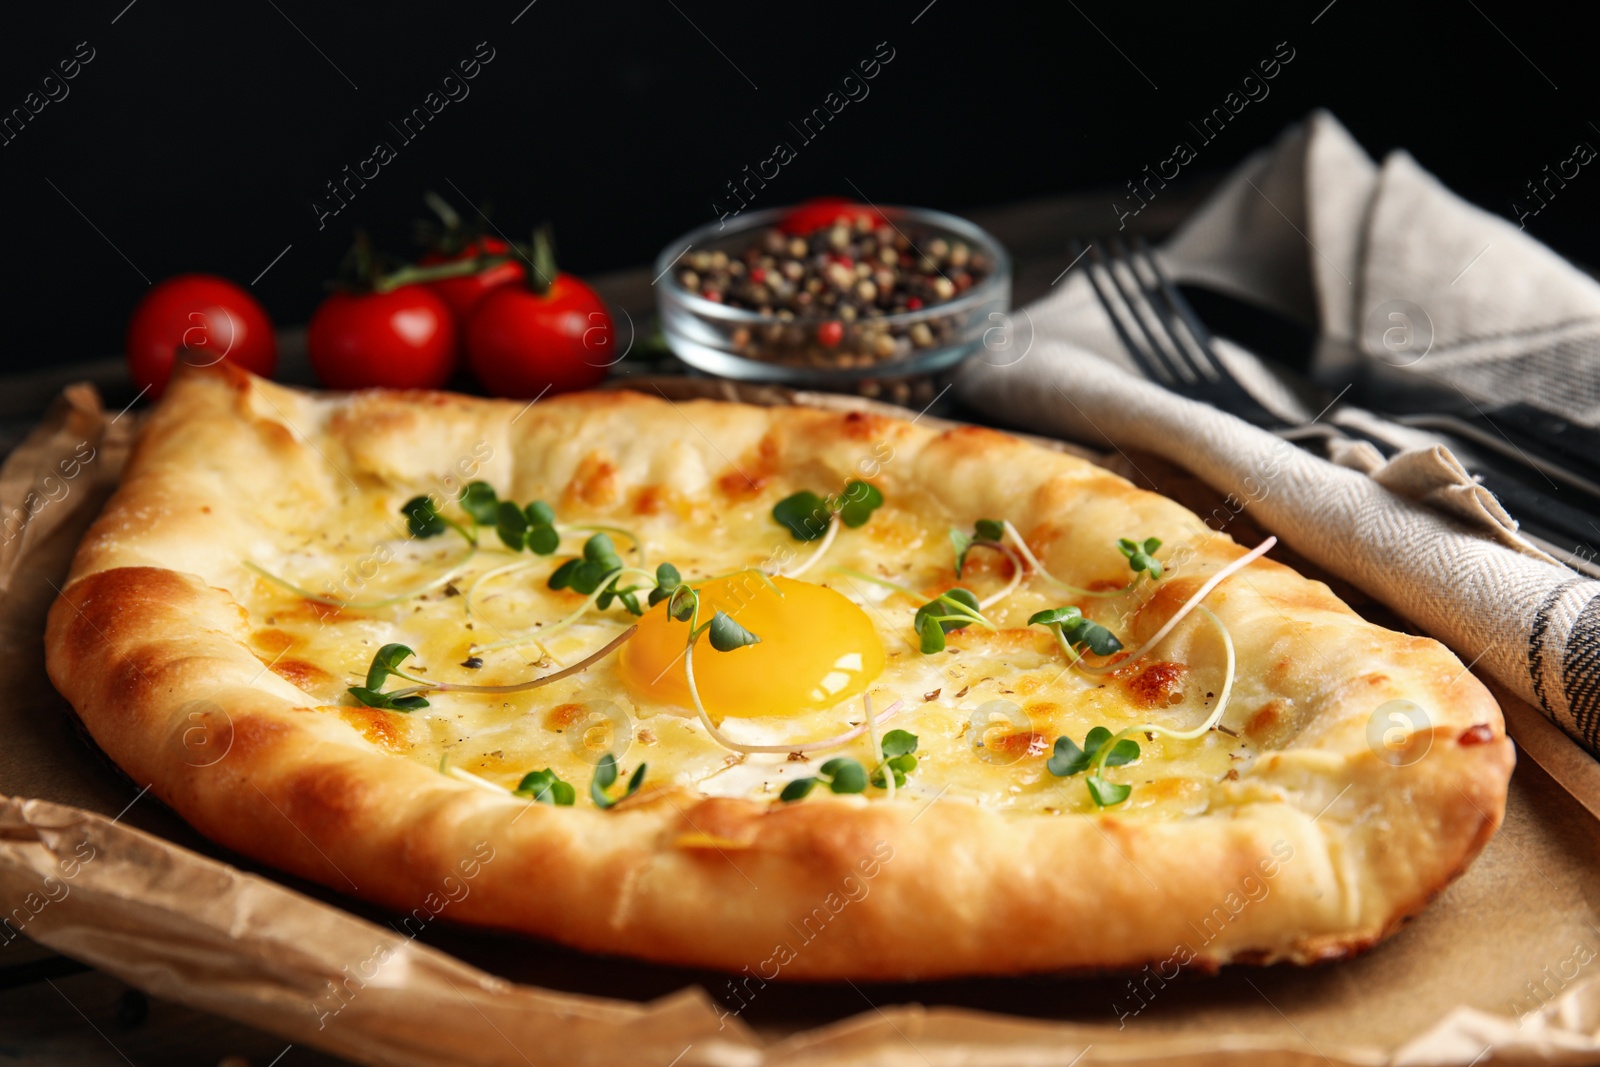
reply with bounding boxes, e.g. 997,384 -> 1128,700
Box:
985,520 -> 1164,600
469,558 -> 662,655
950,518 -> 1006,578
838,481 -> 885,528
347,643 -> 433,710
647,563 -> 682,607
549,533 -> 648,615
1028,606 -> 1124,663
870,729 -> 919,790
772,491 -> 831,543
1046,727 -> 1142,806
402,494 -> 475,545
497,499 -> 561,555
1118,536 -> 1164,579
1046,537 -> 1277,676
515,767 -> 575,806
1046,603 -> 1238,807
706,609 -> 762,650
779,758 -> 868,801
458,481 -> 501,526
772,481 -> 884,578
590,752 -> 647,809
772,480 -> 884,541
459,480 -> 643,563
832,568 -> 997,654
913,588 -> 987,653
779,719 -> 917,802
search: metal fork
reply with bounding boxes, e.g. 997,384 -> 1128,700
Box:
1071,235 -> 1600,574
1075,236 -> 1290,430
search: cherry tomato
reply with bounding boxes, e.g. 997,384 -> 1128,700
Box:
419,237 -> 527,323
779,197 -> 883,236
126,274 -> 277,397
308,286 -> 457,390
465,274 -> 613,397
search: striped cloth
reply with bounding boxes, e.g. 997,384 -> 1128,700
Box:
956,110 -> 1600,756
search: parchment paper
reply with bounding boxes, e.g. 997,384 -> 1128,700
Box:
6,382 -> 1600,1066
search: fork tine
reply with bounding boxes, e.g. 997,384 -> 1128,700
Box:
1079,241 -> 1178,385
1129,236 -> 1229,381
1126,236 -> 1288,429
1105,236 -> 1200,384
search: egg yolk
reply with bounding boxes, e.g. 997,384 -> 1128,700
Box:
617,574 -> 885,720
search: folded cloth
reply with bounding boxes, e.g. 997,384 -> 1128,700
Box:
956,109 -> 1600,756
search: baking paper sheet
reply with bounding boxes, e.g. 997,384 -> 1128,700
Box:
5,380 -> 1600,1066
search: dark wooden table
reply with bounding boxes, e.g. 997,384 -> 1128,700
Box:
0,187 -> 1209,1066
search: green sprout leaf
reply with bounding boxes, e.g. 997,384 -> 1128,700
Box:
871,753 -> 919,789
772,490 -> 830,541
1046,735 -> 1090,777
648,562 -> 682,607
781,754 -> 878,802
838,480 -> 884,528
952,518 -> 1006,577
348,643 -> 431,711
364,643 -> 416,689
1047,727 -> 1141,806
1028,605 -> 1084,628
950,529 -> 974,578
1029,606 -> 1123,657
1069,619 -> 1123,656
707,610 -> 762,652
870,729 -> 920,789
915,588 -> 985,639
590,753 -> 647,809
347,686 -> 429,712
515,768 -> 575,806
548,533 -> 624,595
496,498 -> 560,553
779,777 -> 817,802
1087,775 -> 1133,807
1118,535 -> 1164,580
1084,726 -> 1141,767
459,481 -> 500,525
527,524 -> 561,555
819,757 -> 867,794
402,495 -> 447,538
496,500 -> 529,550
880,729 -> 918,758
547,558 -> 583,590
914,588 -> 984,655
666,584 -> 698,622
585,532 -> 623,568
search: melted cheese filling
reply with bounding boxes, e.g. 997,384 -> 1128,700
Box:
239,481 -> 1252,816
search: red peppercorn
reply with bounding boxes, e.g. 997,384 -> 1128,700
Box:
702,290 -> 723,303
817,321 -> 844,347
906,297 -> 923,310
750,267 -> 767,284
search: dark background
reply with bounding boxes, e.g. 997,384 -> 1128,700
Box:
1,0 -> 1594,375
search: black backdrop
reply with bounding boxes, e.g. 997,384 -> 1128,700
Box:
2,0 -> 1595,375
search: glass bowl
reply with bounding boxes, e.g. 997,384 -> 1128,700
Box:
654,204 -> 1012,386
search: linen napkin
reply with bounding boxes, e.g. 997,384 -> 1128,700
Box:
956,110 -> 1600,757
